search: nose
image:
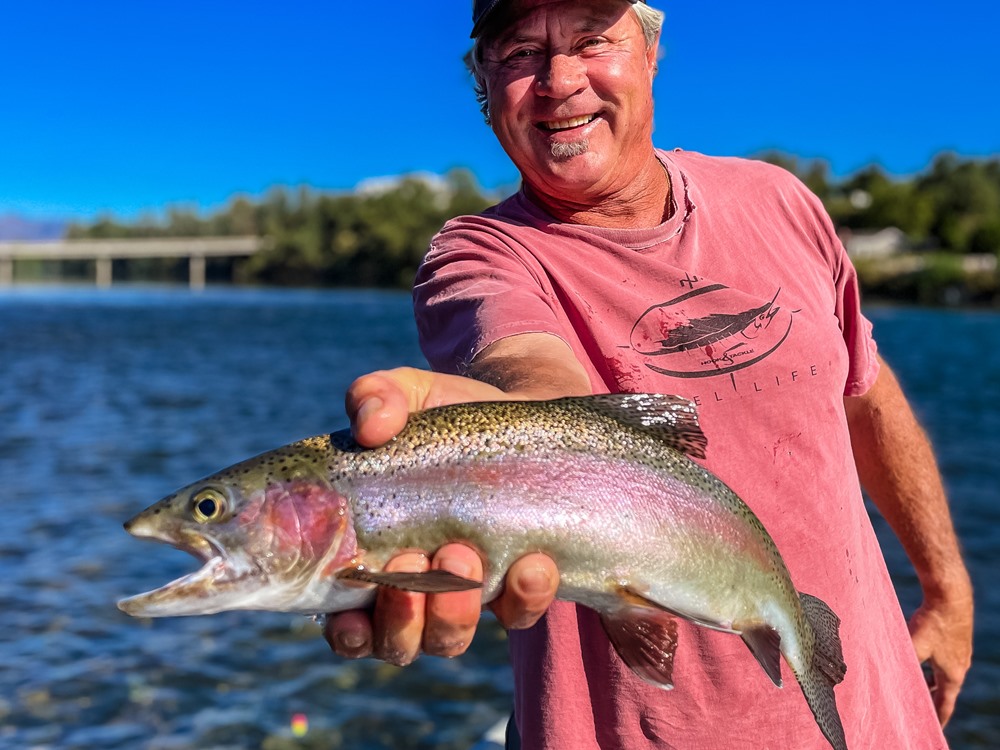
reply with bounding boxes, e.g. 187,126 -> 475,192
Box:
534,53 -> 587,98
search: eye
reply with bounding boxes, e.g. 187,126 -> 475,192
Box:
500,46 -> 539,63
191,488 -> 228,523
577,37 -> 606,52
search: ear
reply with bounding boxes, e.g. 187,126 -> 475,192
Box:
645,32 -> 661,78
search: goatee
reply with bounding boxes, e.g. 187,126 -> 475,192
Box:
550,140 -> 589,160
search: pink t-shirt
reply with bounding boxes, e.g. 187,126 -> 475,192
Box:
414,150 -> 946,749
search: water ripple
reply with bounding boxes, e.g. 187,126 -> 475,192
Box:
0,289 -> 995,748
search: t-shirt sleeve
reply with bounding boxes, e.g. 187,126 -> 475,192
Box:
412,219 -> 566,375
834,247 -> 880,396
799,184 -> 880,396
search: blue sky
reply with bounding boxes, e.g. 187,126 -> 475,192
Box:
1,0 -> 997,220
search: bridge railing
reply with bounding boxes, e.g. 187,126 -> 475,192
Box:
0,237 -> 267,288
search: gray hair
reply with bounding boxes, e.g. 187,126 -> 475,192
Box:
465,1 -> 665,124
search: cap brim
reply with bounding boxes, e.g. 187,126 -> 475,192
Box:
471,0 -> 503,38
472,0 -> 644,38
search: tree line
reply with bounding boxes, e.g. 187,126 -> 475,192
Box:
66,154 -> 1000,295
762,151 -> 1000,256
66,169 -> 493,288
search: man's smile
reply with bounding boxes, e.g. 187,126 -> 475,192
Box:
538,114 -> 598,132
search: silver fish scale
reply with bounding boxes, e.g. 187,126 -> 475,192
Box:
316,397 -> 791,605
370,399 -> 680,465
368,398 -> 730,514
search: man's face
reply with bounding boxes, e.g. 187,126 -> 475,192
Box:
480,0 -> 658,201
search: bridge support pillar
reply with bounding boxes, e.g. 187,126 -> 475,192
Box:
96,256 -> 112,288
189,254 -> 206,290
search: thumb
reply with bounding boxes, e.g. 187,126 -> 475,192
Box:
346,369 -> 422,447
347,367 -> 512,447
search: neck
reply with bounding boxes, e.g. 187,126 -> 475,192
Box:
523,151 -> 673,229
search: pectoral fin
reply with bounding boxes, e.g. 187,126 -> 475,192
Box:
600,607 -> 680,690
740,624 -> 783,687
336,567 -> 482,593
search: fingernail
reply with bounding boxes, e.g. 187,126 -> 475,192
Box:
440,557 -> 474,578
337,631 -> 367,651
518,564 -> 553,597
357,397 -> 384,425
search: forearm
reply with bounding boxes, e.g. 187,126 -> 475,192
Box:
465,333 -> 593,399
845,357 -> 973,722
845,360 -> 970,600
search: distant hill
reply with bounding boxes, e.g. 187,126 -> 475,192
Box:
0,214 -> 68,241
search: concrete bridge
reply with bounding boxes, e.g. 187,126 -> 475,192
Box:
0,236 -> 267,289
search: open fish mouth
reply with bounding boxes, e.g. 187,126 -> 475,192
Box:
117,554 -> 233,616
117,518 -> 258,617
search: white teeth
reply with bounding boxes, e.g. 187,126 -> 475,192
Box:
543,115 -> 594,131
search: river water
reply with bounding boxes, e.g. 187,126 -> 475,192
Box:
0,287 -> 996,749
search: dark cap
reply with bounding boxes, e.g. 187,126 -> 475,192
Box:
472,0 -> 646,38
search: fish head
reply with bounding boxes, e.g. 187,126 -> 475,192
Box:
118,440 -> 366,617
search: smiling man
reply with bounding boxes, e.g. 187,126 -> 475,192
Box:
474,0 -> 666,224
325,1 -> 973,748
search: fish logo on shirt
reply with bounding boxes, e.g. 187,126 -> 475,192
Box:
629,284 -> 794,379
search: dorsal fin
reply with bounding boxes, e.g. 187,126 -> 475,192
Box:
565,393 -> 707,459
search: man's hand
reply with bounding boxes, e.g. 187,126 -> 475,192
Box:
909,590 -> 974,725
345,367 -> 512,448
324,544 -> 559,664
324,365 -> 564,664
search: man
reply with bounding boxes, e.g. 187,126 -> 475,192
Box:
326,1 -> 973,747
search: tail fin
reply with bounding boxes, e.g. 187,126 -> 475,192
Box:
798,593 -> 848,750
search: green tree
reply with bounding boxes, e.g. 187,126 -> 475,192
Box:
917,154 -> 1000,252
969,219 -> 1000,257
836,166 -> 934,239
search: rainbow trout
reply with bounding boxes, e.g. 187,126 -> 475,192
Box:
118,394 -> 848,749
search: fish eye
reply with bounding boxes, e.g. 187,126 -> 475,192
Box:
191,488 -> 228,523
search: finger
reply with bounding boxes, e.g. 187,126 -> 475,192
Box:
489,552 -> 559,630
932,663 -> 962,727
346,368 -> 511,448
324,609 -> 374,659
346,370 -> 416,448
372,551 -> 430,666
424,544 -> 485,657
935,686 -> 957,727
